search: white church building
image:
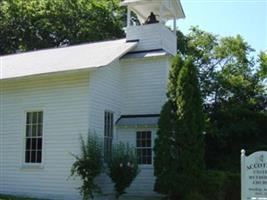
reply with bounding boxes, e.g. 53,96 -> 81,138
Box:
0,0 -> 185,199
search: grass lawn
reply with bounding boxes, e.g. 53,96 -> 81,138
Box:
0,194 -> 46,200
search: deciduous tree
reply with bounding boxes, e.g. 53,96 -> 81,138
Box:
0,0 -> 125,55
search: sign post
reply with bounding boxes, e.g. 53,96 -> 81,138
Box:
241,150 -> 267,200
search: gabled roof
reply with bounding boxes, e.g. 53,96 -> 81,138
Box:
0,39 -> 138,80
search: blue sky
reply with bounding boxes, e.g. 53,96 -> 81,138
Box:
176,0 -> 267,54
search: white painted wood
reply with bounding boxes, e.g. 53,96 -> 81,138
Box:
0,72 -> 90,200
87,60 -> 122,195
127,7 -> 131,27
116,127 -> 162,198
120,0 -> 185,23
126,23 -> 177,55
0,39 -> 137,80
0,47 -> 171,200
120,57 -> 170,115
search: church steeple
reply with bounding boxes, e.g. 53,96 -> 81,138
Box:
120,0 -> 185,55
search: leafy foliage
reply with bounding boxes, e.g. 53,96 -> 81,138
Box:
156,27 -> 266,199
177,27 -> 266,109
0,0 -> 125,55
196,170 -> 240,200
184,192 -> 207,200
106,142 -> 139,199
176,27 -> 267,172
70,134 -> 103,200
154,55 -> 205,199
258,51 -> 267,79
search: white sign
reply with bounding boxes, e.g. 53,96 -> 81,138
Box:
241,150 -> 267,200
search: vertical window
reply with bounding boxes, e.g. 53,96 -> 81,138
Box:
104,111 -> 113,162
136,131 -> 152,165
25,111 -> 43,163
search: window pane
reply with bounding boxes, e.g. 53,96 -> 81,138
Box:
147,140 -> 151,147
32,112 -> 38,124
104,112 -> 107,136
26,125 -> 31,137
32,125 -> 37,137
31,151 -> 36,163
137,132 -> 141,139
136,131 -> 152,164
27,113 -> 32,124
37,124 -> 43,136
141,140 -> 146,147
110,113 -> 113,137
104,111 -> 113,162
37,138 -> 42,150
38,112 -> 43,124
32,138 -> 37,150
26,138 -> 31,150
25,111 -> 43,164
25,151 -> 30,163
37,151 -> 42,163
136,139 -> 141,147
146,132 -> 151,139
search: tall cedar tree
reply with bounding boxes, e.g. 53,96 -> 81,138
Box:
154,55 -> 205,199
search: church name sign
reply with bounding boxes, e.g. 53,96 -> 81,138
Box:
241,150 -> 267,200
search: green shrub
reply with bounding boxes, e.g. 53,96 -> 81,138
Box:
70,134 -> 103,200
224,172 -> 240,200
106,142 -> 139,199
199,170 -> 240,200
184,192 -> 207,200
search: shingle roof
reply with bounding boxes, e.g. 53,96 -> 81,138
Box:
0,39 -> 138,80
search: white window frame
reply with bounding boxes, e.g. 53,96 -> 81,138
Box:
104,111 -> 114,162
23,110 -> 44,166
136,130 -> 153,165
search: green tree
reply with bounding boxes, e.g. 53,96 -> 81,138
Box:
258,51 -> 267,79
0,0 -> 125,55
176,27 -> 267,172
154,55 -> 205,199
106,142 -> 139,199
177,27 -> 266,111
70,134 -> 103,200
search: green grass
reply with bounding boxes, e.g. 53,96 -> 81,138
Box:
0,194 -> 46,200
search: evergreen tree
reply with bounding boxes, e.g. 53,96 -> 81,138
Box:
154,55 -> 205,199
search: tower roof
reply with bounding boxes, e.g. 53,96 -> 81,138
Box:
120,0 -> 185,23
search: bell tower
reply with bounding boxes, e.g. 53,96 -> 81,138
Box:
120,0 -> 185,55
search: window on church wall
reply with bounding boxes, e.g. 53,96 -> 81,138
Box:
136,131 -> 152,165
104,111 -> 114,162
25,111 -> 43,164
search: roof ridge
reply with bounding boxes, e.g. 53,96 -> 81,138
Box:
1,38 -> 127,58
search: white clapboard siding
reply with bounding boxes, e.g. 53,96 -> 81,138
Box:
0,53 -> 171,200
116,127 -> 162,199
0,72 -> 90,200
126,23 -> 177,55
88,60 -> 122,194
120,57 -> 169,115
